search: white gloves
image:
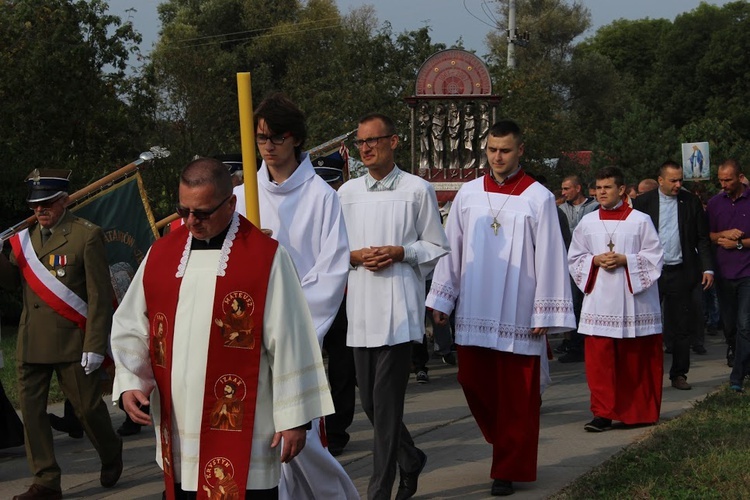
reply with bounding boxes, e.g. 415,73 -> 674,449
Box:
81,352 -> 105,375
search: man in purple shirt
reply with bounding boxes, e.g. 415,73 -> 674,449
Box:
707,159 -> 750,387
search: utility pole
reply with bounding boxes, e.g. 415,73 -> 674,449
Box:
507,0 -> 517,69
507,0 -> 530,69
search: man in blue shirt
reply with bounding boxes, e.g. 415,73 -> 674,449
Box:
634,160 -> 714,391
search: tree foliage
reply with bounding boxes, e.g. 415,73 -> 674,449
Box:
583,1 -> 750,181
148,0 -> 446,179
0,0 -> 142,228
5,0 -> 750,224
591,101 -> 677,183
484,0 -> 592,183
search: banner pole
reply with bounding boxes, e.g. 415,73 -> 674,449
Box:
0,148 -> 169,242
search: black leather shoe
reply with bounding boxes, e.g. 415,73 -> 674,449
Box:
328,444 -> 344,457
12,484 -> 62,499
395,448 -> 427,500
101,439 -> 123,488
491,479 -> 514,496
327,432 -> 349,457
48,413 -> 83,439
584,417 -> 612,432
117,416 -> 142,437
692,345 -> 707,355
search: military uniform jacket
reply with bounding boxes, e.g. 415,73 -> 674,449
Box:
0,210 -> 112,363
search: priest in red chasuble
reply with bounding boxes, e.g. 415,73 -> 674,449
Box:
111,158 -> 333,499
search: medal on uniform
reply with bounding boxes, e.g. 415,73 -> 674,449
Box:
49,254 -> 68,278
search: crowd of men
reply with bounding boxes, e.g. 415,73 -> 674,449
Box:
1,92 -> 747,499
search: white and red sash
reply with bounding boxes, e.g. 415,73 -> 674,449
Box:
143,215 -> 278,499
9,228 -> 87,330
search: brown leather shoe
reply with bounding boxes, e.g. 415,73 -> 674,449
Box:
12,484 -> 62,499
671,376 -> 692,390
100,439 -> 123,488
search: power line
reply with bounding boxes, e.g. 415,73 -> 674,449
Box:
169,16 -> 343,48
176,23 -> 344,50
463,0 -> 503,30
481,0 -> 503,28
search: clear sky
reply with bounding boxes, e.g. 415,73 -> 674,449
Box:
109,0 -> 733,62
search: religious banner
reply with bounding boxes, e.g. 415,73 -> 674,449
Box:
72,173 -> 158,303
681,142 -> 710,181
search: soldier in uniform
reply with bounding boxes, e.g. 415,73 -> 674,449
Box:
0,169 -> 122,500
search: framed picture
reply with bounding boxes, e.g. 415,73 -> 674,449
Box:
681,142 -> 710,180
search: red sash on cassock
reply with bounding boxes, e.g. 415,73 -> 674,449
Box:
584,203 -> 634,294
143,216 -> 278,499
9,228 -> 87,330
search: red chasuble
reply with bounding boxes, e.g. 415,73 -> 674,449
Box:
143,216 -> 278,499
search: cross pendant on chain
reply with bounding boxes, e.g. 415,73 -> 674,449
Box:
607,239 -> 615,252
491,217 -> 500,236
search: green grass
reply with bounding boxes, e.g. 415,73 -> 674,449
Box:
551,389 -> 750,499
1,325 -> 65,409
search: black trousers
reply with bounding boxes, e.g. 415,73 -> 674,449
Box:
353,342 -> 423,500
411,335 -> 430,373
322,299 -> 356,448
659,265 -> 699,380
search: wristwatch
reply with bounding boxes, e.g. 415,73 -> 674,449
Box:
738,240 -> 744,250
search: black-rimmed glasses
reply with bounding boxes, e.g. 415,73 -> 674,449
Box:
352,135 -> 394,149
176,195 -> 231,221
256,133 -> 292,145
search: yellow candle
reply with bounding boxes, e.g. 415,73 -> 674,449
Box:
236,72 -> 261,227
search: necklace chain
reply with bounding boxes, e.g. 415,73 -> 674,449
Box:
601,207 -> 628,251
486,173 -> 525,236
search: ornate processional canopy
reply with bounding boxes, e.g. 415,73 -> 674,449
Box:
415,49 -> 492,97
407,50 -> 499,202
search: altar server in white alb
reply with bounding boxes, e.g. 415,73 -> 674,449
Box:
426,119 -> 575,497
233,92 -> 349,346
233,92 -> 356,499
339,112 -> 449,500
568,166 -> 664,434
111,158 -> 334,499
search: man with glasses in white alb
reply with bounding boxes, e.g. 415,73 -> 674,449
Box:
338,113 -> 449,500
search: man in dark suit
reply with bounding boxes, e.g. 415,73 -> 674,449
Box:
634,160 -> 714,390
0,170 -> 122,499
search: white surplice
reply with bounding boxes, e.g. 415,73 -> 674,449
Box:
338,169 -> 450,347
111,227 -> 334,491
426,177 -> 576,356
234,153 -> 350,345
568,209 -> 663,338
235,155 -> 356,499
